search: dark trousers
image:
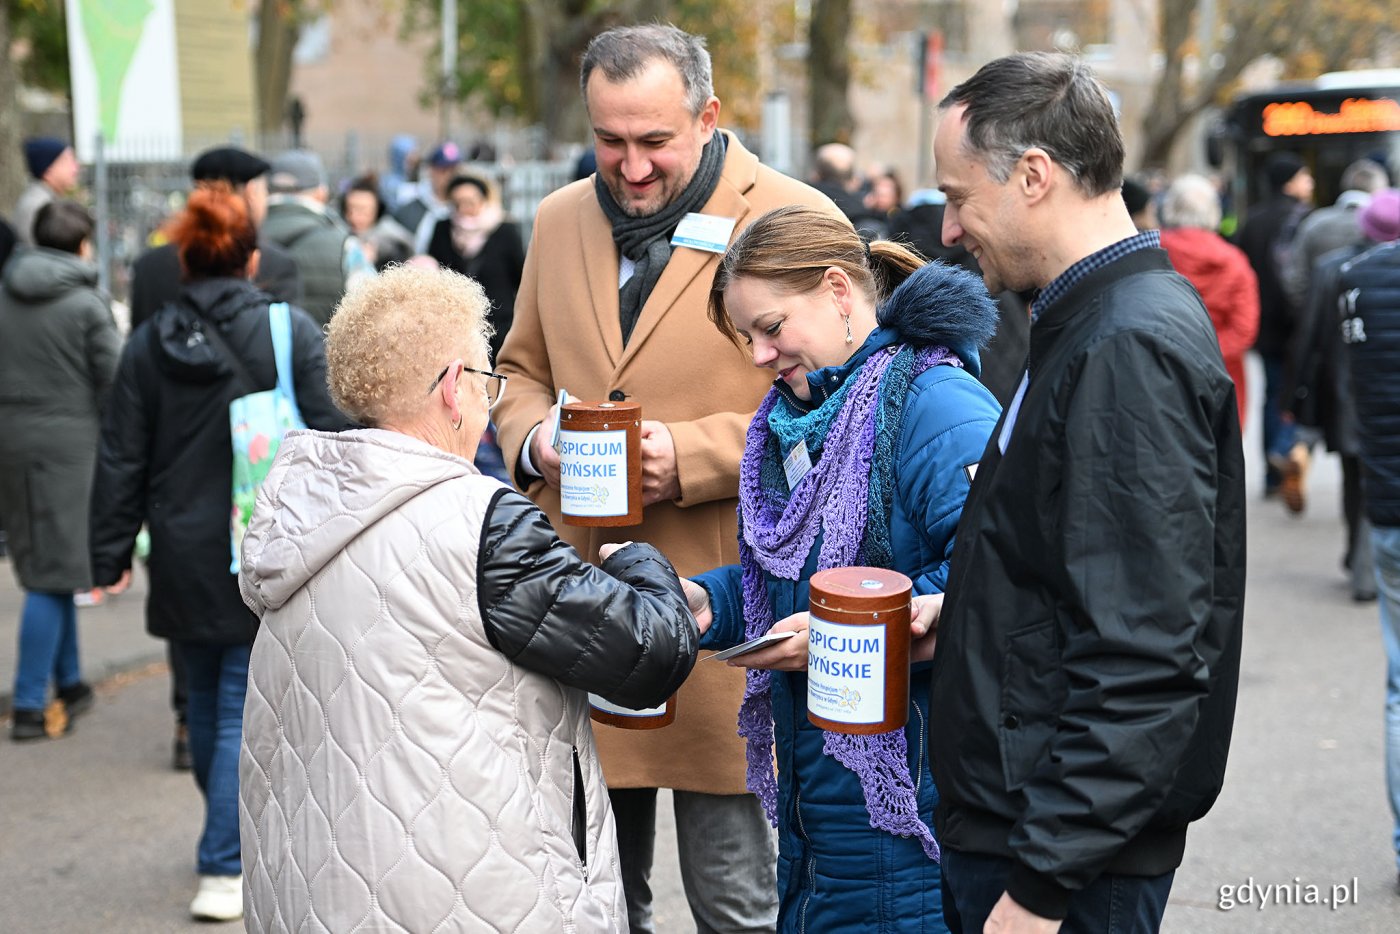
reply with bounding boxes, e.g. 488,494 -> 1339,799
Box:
941,849 -> 1174,934
168,641 -> 188,725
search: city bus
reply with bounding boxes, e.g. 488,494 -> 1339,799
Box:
1210,70 -> 1400,223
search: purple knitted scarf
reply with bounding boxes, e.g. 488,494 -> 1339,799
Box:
738,344 -> 957,862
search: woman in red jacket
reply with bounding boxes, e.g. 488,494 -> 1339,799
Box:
1159,174 -> 1260,429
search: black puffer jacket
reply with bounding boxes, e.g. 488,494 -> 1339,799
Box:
89,277 -> 349,644
479,490 -> 697,708
929,248 -> 1246,919
1340,242 -> 1400,526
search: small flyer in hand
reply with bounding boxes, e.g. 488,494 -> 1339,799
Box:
709,631 -> 798,661
549,388 -> 568,453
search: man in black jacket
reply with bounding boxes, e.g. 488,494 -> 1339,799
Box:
129,147 -> 302,330
928,52 -> 1246,934
1338,217 -> 1400,893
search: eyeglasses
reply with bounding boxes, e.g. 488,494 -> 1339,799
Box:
427,363 -> 508,411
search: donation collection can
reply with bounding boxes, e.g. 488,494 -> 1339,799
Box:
806,567 -> 912,734
589,693 -> 677,730
558,401 -> 642,527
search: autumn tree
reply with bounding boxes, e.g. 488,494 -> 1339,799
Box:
255,0 -> 316,138
1141,0 -> 1400,167
402,0 -> 774,154
1,0 -> 70,211
808,0 -> 853,147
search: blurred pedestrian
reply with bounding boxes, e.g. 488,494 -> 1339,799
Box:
129,148 -> 306,769
425,173 -> 523,363
1238,152 -> 1313,498
1287,190 -> 1400,601
14,137 -> 80,246
1285,159 -> 1388,310
861,165 -> 902,239
1121,177 -> 1158,231
493,23 -> 843,932
379,134 -> 418,211
890,189 -> 1031,407
811,143 -> 884,237
425,172 -> 524,481
686,206 -> 1000,931
89,184 -> 347,922
0,201 -> 119,741
340,175 -> 414,271
239,265 -> 699,932
1159,173 -> 1260,428
130,147 -> 303,333
929,52 -> 1245,933
392,141 -> 462,254
0,215 -> 16,272
261,150 -> 373,326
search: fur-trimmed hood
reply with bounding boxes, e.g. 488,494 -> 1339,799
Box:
877,259 -> 999,376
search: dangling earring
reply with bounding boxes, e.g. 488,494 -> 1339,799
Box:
844,315 -> 853,345
452,414 -> 463,431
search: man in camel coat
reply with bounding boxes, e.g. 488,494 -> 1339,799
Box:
493,23 -> 841,934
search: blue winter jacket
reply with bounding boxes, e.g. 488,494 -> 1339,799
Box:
694,262 -> 1001,933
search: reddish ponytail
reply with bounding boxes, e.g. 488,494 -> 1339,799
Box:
166,182 -> 258,280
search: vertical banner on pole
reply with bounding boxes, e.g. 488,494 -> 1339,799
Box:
65,0 -> 182,162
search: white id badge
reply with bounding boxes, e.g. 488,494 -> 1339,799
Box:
783,438 -> 813,490
671,213 -> 738,253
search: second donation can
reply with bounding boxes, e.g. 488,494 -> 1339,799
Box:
588,693 -> 677,730
806,567 -> 912,734
558,401 -> 642,527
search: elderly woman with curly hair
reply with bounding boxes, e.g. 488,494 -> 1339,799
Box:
237,265 -> 699,933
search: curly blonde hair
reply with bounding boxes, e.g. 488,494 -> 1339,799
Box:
325,264 -> 493,427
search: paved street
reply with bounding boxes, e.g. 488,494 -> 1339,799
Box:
2,363 -> 1398,931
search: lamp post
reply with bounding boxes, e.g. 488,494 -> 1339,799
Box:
440,0 -> 458,142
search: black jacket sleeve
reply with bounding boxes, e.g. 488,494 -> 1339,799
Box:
475,489 -> 698,709
1005,329 -> 1225,917
89,331 -> 155,586
255,240 -> 304,307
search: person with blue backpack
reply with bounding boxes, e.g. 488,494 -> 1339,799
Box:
89,183 -> 347,922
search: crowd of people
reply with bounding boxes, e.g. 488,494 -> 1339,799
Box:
2,19 -> 1398,934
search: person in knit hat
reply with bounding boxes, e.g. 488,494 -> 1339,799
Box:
13,137 -> 80,247
1236,151 -> 1314,499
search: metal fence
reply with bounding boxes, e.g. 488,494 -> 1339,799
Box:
85,133 -> 578,303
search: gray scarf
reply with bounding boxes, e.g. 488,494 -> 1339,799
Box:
595,132 -> 728,345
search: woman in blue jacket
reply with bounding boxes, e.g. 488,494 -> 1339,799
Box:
688,206 -> 1001,931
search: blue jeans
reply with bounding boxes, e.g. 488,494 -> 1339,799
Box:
610,788 -> 778,933
174,640 -> 251,877
1373,525 -> 1400,869
1260,353 -> 1297,486
12,591 -> 81,711
941,849 -> 1174,934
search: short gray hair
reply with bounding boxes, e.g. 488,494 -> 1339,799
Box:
579,24 -> 713,116
940,52 -> 1124,197
1159,174 -> 1222,231
1341,159 -> 1389,195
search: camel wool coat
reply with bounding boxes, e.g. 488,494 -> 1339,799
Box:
494,132 -> 842,792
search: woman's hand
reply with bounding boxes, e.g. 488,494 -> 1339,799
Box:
910,592 -> 944,663
730,612 -> 810,671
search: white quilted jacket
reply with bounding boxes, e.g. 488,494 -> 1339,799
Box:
238,429 -> 627,933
